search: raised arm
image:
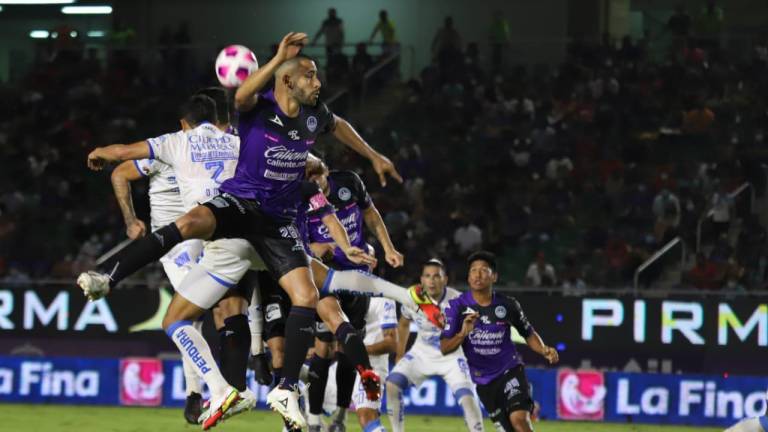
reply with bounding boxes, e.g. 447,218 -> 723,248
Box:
111,161 -> 147,239
363,204 -> 403,267
440,312 -> 478,355
234,32 -> 308,112
332,115 -> 403,186
87,141 -> 151,171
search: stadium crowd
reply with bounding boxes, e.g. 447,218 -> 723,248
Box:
2,9 -> 768,292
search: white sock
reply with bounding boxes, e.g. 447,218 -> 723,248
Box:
167,320 -> 230,399
182,319 -> 204,395
362,418 -> 386,432
386,382 -> 405,432
725,418 -> 766,432
248,288 -> 264,355
326,270 -> 415,308
458,394 -> 485,432
308,413 -> 322,427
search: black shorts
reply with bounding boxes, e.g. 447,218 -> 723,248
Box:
476,365 -> 534,431
258,270 -> 290,341
203,193 -> 309,280
314,293 -> 370,342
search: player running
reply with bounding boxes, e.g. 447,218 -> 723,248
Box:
78,31 -> 402,429
441,251 -> 559,432
387,259 -> 485,432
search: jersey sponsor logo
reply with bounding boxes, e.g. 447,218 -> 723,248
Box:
189,135 -> 238,162
557,369 -> 606,420
306,116 -> 318,132
338,187 -> 352,201
264,145 -> 307,170
308,193 -> 330,211
495,306 -> 507,319
269,114 -> 284,127
264,169 -> 299,181
120,358 -> 164,406
288,130 -> 300,141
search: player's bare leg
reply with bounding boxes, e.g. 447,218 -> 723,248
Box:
509,410 -> 533,432
78,206 -> 217,300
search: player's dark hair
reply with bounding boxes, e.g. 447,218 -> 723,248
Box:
467,251 -> 497,273
180,94 -> 217,127
194,87 -> 230,124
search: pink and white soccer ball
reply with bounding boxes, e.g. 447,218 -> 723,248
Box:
215,45 -> 258,88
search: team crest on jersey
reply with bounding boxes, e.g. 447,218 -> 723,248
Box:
306,116 -> 318,132
495,305 -> 507,319
338,187 -> 352,201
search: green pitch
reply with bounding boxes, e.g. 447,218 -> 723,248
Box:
0,404 -> 723,432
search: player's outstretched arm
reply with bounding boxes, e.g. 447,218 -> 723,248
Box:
320,212 -> 377,267
331,115 -> 403,187
363,204 -> 403,267
87,141 -> 150,171
234,32 -> 308,112
111,161 -> 146,240
525,331 -> 559,364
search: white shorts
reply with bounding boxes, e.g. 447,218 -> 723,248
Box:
159,239 -> 204,289
352,355 -> 389,411
390,345 -> 474,394
198,238 -> 267,283
174,238 -> 265,310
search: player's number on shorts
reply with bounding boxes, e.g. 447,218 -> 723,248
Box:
205,161 -> 225,184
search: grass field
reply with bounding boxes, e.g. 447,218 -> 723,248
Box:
0,404 -> 724,432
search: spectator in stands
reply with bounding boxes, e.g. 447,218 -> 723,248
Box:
686,252 -> 723,290
694,1 -> 724,50
453,217 -> 483,255
525,252 -> 557,287
352,42 -> 374,77
432,16 -> 463,82
652,189 -> 681,242
489,11 -> 510,72
370,10 -> 398,56
710,181 -> 732,240
667,4 -> 692,38
682,98 -> 715,136
312,8 -> 345,56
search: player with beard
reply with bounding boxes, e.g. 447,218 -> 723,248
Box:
77,32 -> 402,429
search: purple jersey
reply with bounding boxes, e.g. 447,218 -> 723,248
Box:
221,90 -> 335,220
441,291 -> 534,385
307,171 -> 372,270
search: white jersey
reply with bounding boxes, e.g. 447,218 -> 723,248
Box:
133,158 -> 184,230
402,286 -> 464,359
364,297 -> 398,372
148,123 -> 239,211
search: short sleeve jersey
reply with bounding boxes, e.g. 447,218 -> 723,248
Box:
148,123 -> 240,211
133,155 -> 183,230
221,90 -> 335,221
441,291 -> 534,385
307,170 -> 372,269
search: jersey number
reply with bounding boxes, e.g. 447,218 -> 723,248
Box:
205,161 -> 225,184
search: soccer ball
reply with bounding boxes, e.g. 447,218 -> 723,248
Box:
215,45 -> 258,88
